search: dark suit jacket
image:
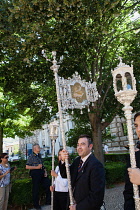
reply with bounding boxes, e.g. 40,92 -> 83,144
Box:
123,151 -> 140,210
60,154 -> 105,210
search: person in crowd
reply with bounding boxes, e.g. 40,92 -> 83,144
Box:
104,144 -> 109,154
50,149 -> 68,210
135,140 -> 140,151
0,153 -> 16,210
60,134 -> 105,210
26,143 -> 51,210
123,112 -> 140,210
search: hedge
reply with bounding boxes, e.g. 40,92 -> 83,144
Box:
9,178 -> 32,207
104,153 -> 129,163
9,178 -> 46,208
105,161 -> 126,186
8,160 -> 127,207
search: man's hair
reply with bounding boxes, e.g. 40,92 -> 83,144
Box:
134,112 -> 140,121
58,148 -> 63,154
78,134 -> 93,145
33,143 -> 39,148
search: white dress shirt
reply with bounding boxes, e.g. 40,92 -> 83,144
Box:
81,152 -> 92,167
54,166 -> 68,192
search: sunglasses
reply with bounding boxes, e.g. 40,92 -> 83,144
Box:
4,156 -> 9,159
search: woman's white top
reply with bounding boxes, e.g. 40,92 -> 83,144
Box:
54,166 -> 68,192
0,164 -> 10,187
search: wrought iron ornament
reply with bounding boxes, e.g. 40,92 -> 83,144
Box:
59,72 -> 99,114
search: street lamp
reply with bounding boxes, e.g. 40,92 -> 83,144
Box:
49,119 -> 58,210
112,60 -> 140,209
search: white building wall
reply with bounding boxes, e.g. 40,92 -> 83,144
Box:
19,114 -> 75,157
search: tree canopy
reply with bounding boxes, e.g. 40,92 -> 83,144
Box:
1,0 -> 140,159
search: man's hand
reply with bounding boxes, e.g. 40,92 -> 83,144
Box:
50,185 -> 55,192
51,170 -> 58,178
44,169 -> 47,177
69,204 -> 76,210
36,164 -> 42,169
128,168 -> 140,185
61,149 -> 69,161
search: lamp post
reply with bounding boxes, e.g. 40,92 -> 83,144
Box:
112,61 -> 140,209
42,50 -> 74,206
49,120 -> 58,210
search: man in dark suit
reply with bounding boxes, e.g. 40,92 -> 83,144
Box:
123,112 -> 140,210
60,134 -> 105,210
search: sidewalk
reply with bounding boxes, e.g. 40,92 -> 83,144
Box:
30,183 -> 124,210
104,183 -> 124,210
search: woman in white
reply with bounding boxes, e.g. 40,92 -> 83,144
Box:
50,149 -> 68,210
0,153 -> 11,210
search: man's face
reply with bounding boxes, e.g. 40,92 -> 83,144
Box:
134,115 -> 140,139
77,137 -> 92,158
34,145 -> 40,154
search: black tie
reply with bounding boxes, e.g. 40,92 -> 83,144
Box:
78,159 -> 83,172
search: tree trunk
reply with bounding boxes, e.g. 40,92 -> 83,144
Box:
88,112 -> 104,165
0,127 -> 3,155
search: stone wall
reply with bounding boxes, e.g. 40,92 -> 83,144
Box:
106,113 -> 138,153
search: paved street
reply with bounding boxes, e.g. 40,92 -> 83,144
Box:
29,183 -> 124,210
104,183 -> 124,210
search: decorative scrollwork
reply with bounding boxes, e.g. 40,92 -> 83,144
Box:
59,72 -> 99,112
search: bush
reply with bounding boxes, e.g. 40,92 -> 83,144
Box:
9,178 -> 47,208
9,178 -> 32,207
104,153 -> 129,163
105,161 -> 126,187
10,159 -> 27,168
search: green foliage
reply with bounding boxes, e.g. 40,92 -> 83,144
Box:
9,178 -> 32,206
104,153 -> 129,162
66,109 -> 116,148
105,162 -> 126,187
1,0 -> 140,159
66,110 -> 92,148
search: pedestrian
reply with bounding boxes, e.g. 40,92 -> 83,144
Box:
60,134 -> 105,210
50,149 -> 68,210
26,143 -> 51,210
123,112 -> 140,210
0,153 -> 16,210
104,144 -> 109,154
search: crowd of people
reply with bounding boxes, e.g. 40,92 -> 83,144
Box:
0,112 -> 140,210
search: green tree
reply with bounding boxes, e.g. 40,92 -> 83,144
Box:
1,0 -> 140,162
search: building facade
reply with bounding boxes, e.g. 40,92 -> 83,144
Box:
19,113 -> 138,157
19,114 -> 75,158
